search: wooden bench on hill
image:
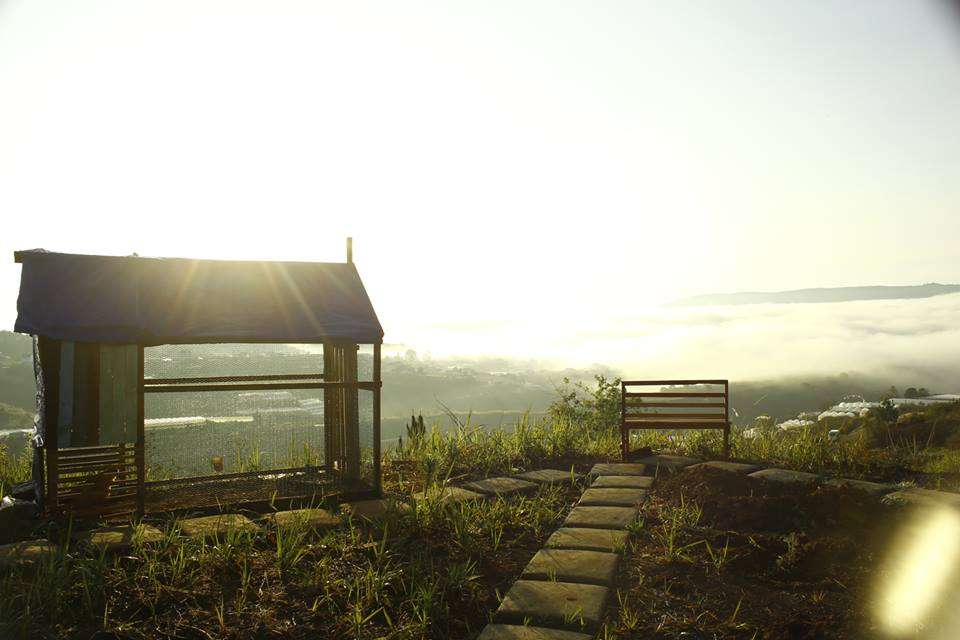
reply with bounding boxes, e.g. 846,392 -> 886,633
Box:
620,379 -> 730,459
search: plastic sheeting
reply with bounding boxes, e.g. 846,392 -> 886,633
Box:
14,250 -> 383,344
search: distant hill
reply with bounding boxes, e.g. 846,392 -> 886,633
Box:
670,283 -> 960,307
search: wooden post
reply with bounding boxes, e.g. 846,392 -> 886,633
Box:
723,379 -> 731,460
620,379 -> 627,460
38,337 -> 60,515
323,344 -> 344,477
343,344 -> 360,482
373,342 -> 382,496
346,237 -> 353,264
136,346 -> 145,516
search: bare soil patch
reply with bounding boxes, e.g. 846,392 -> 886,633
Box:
612,467 -> 919,639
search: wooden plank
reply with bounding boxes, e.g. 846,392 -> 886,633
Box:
143,466 -> 324,487
624,392 -> 725,398
624,401 -> 726,408
626,412 -> 727,422
57,450 -> 135,462
622,379 -> 727,386
144,380 -> 377,393
623,421 -> 728,429
59,444 -> 127,455
144,372 -> 325,385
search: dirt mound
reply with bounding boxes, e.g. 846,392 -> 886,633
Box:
653,466 -> 884,534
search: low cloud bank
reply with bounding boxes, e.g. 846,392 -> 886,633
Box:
401,293 -> 960,390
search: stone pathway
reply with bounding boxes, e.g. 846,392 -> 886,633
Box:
478,462 -> 652,638
412,486 -> 485,504
178,513 -> 259,538
464,476 -> 539,497
84,523 -> 164,552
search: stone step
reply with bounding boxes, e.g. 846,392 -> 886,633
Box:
412,486 -> 486,504
515,469 -> 583,486
464,477 -> 539,497
545,527 -> 629,553
564,506 -> 639,530
634,454 -> 702,471
521,548 -> 620,586
494,580 -> 610,632
588,463 -> 648,477
0,539 -> 56,568
883,487 -> 960,509
592,475 -> 654,489
579,488 -> 647,508
685,460 -> 761,474
477,624 -> 592,640
341,498 -> 393,520
824,478 -> 894,496
83,524 -> 164,552
260,508 -> 342,529
749,468 -> 820,484
179,513 -> 259,539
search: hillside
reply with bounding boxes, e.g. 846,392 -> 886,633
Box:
670,283 -> 960,307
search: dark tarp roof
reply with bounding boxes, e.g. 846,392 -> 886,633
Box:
14,250 -> 383,344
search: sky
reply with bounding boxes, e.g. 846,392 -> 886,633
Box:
1,1 -> 959,381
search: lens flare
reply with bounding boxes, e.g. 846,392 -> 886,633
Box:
875,507 -> 960,636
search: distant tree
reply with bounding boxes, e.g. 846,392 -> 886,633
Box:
886,386 -> 899,399
918,388 -> 930,397
871,398 -> 899,424
904,388 -> 919,399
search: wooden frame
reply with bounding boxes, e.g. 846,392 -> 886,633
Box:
621,379 -> 730,460
41,337 -> 383,518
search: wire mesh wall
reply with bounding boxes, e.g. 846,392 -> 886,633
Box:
141,343 -> 377,512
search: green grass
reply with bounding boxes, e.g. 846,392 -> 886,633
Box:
1,379 -> 958,638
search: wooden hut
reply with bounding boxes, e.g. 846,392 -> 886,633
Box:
12,242 -> 382,517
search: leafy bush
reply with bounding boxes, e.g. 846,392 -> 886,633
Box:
548,375 -> 621,436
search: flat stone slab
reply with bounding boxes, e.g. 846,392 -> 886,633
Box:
494,580 -> 610,632
634,454 -> 702,470
412,486 -> 485,504
515,469 -> 583,485
749,468 -> 820,484
522,548 -> 620,586
563,505 -> 638,530
579,487 -> 647,507
84,524 -> 164,551
0,539 -> 56,568
477,624 -> 591,640
262,508 -> 342,529
341,498 -> 393,520
592,475 -> 654,489
686,460 -> 762,474
824,478 -> 894,496
883,487 -> 960,509
179,513 -> 259,539
545,527 -> 629,553
588,463 -> 648,477
464,476 -> 538,497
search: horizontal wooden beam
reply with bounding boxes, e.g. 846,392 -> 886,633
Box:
625,401 -> 726,408
624,424 -> 728,430
144,373 -> 325,385
625,412 -> 727,420
144,380 -> 378,394
622,379 -> 727,386
624,392 -> 725,398
144,465 -> 327,487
